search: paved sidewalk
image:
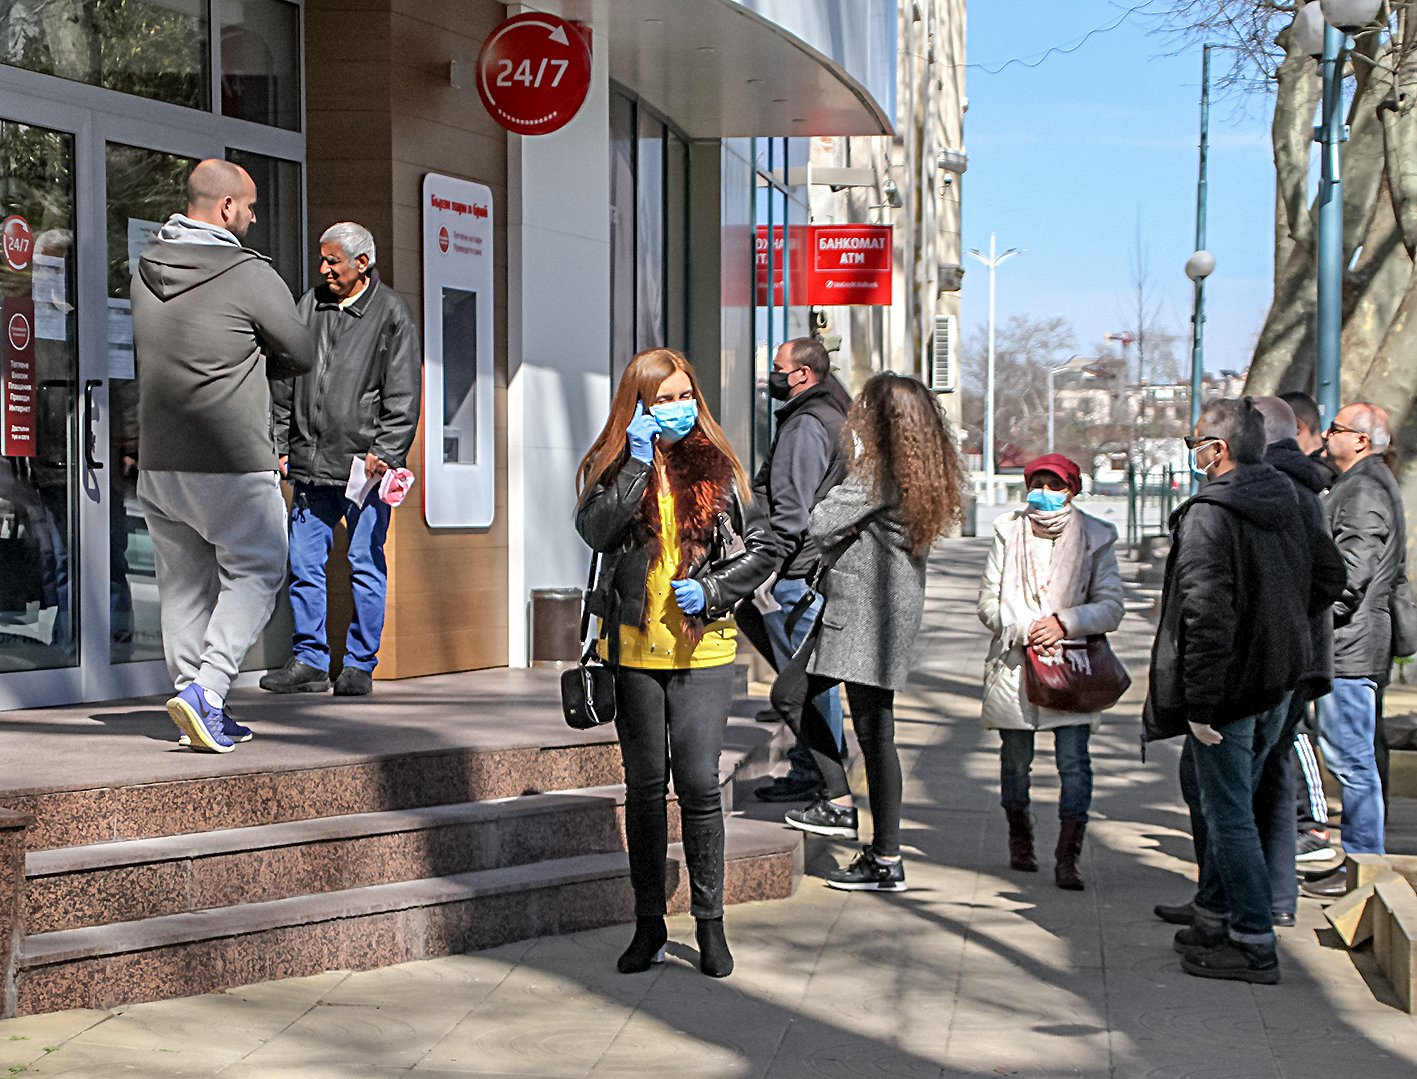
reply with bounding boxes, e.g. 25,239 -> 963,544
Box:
4,538 -> 1416,1078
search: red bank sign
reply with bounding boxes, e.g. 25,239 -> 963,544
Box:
755,225 -> 893,307
476,13 -> 592,136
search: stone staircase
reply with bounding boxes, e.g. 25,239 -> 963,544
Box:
3,729 -> 801,1016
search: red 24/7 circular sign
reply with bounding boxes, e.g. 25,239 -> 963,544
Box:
2,215 -> 34,272
476,13 -> 591,136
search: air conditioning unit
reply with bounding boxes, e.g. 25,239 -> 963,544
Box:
931,313 -> 957,392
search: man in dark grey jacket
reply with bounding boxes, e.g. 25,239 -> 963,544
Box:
262,222 -> 421,696
133,159 -> 314,752
1309,402 -> 1403,877
745,338 -> 848,802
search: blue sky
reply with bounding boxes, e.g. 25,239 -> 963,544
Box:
963,2 -> 1281,377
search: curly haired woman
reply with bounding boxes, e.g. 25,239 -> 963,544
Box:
576,348 -> 777,976
784,372 -> 965,890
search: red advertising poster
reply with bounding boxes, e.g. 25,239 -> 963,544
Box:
754,225 -> 806,306
476,13 -> 592,136
805,224 -> 893,306
2,294 -> 36,456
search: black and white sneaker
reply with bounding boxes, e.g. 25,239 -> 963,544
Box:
826,847 -> 907,892
1295,828 -> 1335,863
784,798 -> 859,839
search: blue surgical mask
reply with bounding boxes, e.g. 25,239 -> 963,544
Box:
1027,488 -> 1069,513
651,400 -> 699,443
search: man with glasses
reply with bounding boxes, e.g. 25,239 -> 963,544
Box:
1302,403 -> 1404,897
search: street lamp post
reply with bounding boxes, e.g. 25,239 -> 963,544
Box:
967,232 -> 1019,505
1292,0 -> 1384,425
1187,43 -> 1218,434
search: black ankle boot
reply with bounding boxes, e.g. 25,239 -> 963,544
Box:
695,917 -> 733,978
616,916 -> 667,974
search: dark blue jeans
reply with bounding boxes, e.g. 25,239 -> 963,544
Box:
1190,695 -> 1290,944
999,725 -> 1093,821
289,482 -> 391,673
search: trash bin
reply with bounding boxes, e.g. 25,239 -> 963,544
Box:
530,588 -> 584,668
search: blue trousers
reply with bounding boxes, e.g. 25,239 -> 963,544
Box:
763,577 -> 843,776
1189,695 -> 1290,944
289,482 -> 390,673
1317,676 -> 1385,854
999,724 -> 1093,821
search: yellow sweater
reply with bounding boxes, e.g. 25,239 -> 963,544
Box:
609,488 -> 737,669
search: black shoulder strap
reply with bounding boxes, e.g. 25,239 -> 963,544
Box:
580,553 -> 619,665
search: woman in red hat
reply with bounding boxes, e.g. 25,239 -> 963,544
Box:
975,453 -> 1126,889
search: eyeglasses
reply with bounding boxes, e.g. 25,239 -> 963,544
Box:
1326,422 -> 1362,438
1184,435 -> 1220,450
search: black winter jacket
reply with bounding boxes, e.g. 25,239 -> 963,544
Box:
272,275 -> 422,486
576,453 -> 778,636
1326,453 -> 1406,681
1266,440 -> 1346,698
1143,463 -> 1344,740
753,384 -> 848,580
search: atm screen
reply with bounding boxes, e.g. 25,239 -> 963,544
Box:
441,286 -> 477,464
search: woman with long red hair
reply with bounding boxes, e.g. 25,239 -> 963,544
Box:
576,348 -> 777,977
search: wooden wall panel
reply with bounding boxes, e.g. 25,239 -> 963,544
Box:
304,0 -> 511,680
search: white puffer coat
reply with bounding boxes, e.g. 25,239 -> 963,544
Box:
976,508 -> 1126,731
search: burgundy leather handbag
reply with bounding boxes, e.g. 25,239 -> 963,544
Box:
1024,636 -> 1131,714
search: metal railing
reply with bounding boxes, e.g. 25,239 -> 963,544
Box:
1126,464 -> 1182,548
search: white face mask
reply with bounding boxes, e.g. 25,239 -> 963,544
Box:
1189,439 -> 1220,481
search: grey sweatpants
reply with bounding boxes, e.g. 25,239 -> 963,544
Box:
138,470 -> 288,698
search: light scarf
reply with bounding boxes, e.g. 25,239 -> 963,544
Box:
998,505 -> 1090,651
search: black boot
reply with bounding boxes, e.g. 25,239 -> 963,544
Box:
258,658 -> 330,694
1005,808 -> 1038,872
696,917 -> 734,978
616,916 -> 667,974
1055,816 -> 1086,891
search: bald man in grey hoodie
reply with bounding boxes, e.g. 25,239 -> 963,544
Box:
132,159 -> 314,753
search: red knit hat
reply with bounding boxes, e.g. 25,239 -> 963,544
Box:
1023,453 -> 1083,496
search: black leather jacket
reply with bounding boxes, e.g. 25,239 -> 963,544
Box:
272,275 -> 422,486
575,457 -> 778,629
1326,453 -> 1406,681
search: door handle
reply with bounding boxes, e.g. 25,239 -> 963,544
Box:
84,379 -> 104,471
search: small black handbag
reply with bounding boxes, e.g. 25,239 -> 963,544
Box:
560,553 -> 618,729
1392,570 -> 1417,659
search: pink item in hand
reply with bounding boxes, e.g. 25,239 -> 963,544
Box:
379,467 -> 416,507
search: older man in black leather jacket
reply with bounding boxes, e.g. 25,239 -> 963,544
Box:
1311,403 -> 1405,876
263,222 -> 421,697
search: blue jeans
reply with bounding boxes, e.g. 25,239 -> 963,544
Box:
1317,677 -> 1385,854
289,482 -> 391,673
999,725 -> 1093,820
1191,695 -> 1289,944
763,577 -> 843,774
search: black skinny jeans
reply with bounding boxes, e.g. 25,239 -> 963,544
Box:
794,673 -> 903,858
614,664 -> 733,920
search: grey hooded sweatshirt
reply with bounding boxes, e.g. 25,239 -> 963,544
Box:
132,216 -> 314,473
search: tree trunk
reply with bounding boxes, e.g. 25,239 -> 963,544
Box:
1341,178 -> 1414,394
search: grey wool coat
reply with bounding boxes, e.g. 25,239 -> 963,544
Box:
807,473 -> 926,691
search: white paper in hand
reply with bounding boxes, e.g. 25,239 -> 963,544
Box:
345,456 -> 379,504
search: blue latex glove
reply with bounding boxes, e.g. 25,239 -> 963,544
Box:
627,402 -> 658,464
671,578 -> 706,615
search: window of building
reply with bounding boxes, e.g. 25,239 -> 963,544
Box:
608,86 -> 689,384
220,0 -> 302,131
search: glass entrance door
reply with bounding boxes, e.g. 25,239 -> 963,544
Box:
0,118 -> 80,678
0,97 -> 221,709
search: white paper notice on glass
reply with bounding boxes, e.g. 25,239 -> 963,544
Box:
127,218 -> 162,276
31,254 -> 69,341
345,455 -> 379,505
107,298 -> 135,380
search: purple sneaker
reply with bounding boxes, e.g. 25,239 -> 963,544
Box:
166,684 -> 234,753
177,708 -> 252,748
